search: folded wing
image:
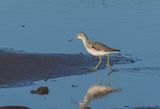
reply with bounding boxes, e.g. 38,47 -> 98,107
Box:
91,41 -> 120,52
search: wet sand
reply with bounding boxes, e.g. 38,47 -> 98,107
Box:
0,106 -> 30,109
0,49 -> 135,88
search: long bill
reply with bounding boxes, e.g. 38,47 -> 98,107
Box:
68,36 -> 78,42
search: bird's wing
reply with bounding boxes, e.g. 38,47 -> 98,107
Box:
91,41 -> 120,52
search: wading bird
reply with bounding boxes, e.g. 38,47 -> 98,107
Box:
70,32 -> 120,71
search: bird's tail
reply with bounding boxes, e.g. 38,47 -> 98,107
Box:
112,48 -> 120,52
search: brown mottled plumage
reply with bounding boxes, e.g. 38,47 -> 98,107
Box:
90,41 -> 120,52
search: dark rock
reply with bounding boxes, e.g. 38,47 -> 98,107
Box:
71,84 -> 79,88
124,106 -> 129,107
31,86 -> 49,95
21,25 -> 26,28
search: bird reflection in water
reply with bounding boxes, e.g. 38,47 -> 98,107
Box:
80,83 -> 118,109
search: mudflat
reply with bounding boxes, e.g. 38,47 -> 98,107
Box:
0,50 -> 134,87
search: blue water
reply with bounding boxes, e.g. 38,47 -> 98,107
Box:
0,0 -> 160,109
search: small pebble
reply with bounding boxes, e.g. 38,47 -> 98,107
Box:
71,84 -> 79,88
21,25 -> 26,28
31,86 -> 49,95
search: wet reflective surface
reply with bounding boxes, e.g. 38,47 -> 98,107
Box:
0,50 -> 135,87
0,0 -> 160,109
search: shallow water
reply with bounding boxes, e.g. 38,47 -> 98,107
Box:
0,0 -> 160,109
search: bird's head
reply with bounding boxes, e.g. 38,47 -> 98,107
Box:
68,32 -> 88,42
75,32 -> 88,41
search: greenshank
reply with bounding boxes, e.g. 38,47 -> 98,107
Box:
70,32 -> 120,71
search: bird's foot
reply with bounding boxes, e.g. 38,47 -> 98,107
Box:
89,67 -> 97,72
107,69 -> 113,76
106,65 -> 113,76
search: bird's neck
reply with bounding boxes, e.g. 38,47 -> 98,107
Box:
81,38 -> 90,48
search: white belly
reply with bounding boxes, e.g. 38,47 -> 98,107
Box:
86,48 -> 110,56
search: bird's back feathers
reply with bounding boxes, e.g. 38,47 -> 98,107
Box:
90,41 -> 120,52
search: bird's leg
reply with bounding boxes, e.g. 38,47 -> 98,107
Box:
106,70 -> 113,86
91,56 -> 102,71
107,68 -> 113,76
106,55 -> 110,66
106,55 -> 112,70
